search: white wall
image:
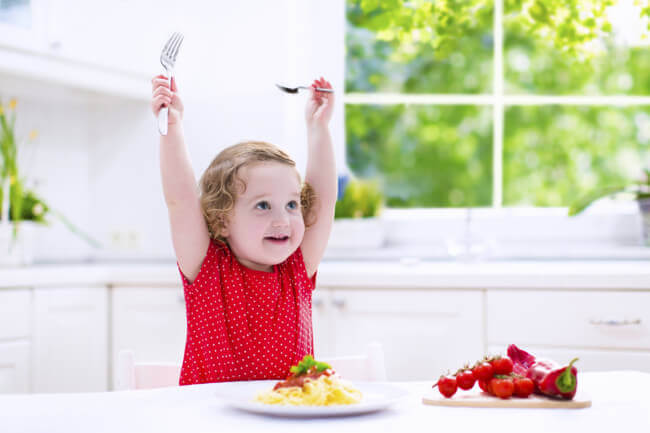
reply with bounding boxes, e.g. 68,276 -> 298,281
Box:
1,0 -> 345,263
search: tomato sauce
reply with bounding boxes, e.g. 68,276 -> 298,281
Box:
273,367 -> 335,390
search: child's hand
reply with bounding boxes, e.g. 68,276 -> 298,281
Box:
304,77 -> 334,129
151,75 -> 184,125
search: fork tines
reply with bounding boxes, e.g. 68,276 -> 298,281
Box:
161,32 -> 184,63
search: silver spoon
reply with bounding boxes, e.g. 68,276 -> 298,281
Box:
276,84 -> 334,94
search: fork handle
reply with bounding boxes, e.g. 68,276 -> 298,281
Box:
158,73 -> 172,135
158,107 -> 168,135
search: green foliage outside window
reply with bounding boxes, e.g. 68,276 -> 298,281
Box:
346,0 -> 650,208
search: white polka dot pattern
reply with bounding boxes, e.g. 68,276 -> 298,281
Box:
177,240 -> 316,385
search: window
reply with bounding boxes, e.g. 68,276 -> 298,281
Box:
345,0 -> 650,209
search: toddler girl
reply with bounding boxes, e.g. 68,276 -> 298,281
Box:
150,75 -> 336,384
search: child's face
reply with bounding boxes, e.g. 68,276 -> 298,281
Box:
224,161 -> 305,271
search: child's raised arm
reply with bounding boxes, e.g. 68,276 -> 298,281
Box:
301,77 -> 337,278
151,75 -> 210,282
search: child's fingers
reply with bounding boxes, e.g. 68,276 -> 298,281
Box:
152,86 -> 173,99
154,94 -> 172,107
151,77 -> 170,92
151,95 -> 172,113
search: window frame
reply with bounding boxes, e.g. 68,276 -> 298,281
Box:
343,0 -> 650,209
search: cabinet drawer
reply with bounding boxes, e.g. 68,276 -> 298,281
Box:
0,289 -> 31,339
488,345 -> 650,373
0,341 -> 30,393
488,291 -> 650,350
328,289 -> 484,380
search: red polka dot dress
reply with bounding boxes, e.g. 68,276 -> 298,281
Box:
177,239 -> 316,385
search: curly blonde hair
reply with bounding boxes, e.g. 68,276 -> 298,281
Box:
199,141 -> 316,240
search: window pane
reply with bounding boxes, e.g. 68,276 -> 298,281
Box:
505,1 -> 650,95
346,105 -> 493,207
346,0 -> 494,93
503,106 -> 650,206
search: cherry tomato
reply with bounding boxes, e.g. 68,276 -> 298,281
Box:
473,362 -> 494,382
478,379 -> 490,393
456,370 -> 476,390
513,377 -> 534,398
490,377 -> 514,399
491,357 -> 514,375
437,375 -> 458,398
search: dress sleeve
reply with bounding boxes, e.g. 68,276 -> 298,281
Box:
286,247 -> 317,291
177,239 -> 225,299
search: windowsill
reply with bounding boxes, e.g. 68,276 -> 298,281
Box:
326,203 -> 649,262
323,242 -> 650,262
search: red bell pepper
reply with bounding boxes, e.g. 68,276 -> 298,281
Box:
507,344 -> 579,400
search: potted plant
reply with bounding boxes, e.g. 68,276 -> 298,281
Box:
0,98 -> 98,265
328,176 -> 385,249
569,169 -> 650,246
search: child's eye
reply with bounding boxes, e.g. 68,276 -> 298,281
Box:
287,200 -> 299,210
256,201 -> 270,210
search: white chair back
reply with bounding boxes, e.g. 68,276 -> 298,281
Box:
321,342 -> 387,381
116,342 -> 386,390
116,350 -> 181,391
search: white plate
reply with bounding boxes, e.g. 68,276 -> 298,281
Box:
214,380 -> 409,417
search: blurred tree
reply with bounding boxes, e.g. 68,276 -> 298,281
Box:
346,0 -> 650,207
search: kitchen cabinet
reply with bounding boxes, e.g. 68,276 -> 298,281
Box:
0,341 -> 31,394
313,288 -> 484,381
487,290 -> 650,372
0,0 -> 152,100
0,289 -> 31,340
487,345 -> 650,372
111,286 -> 186,390
0,289 -> 31,394
32,287 -> 108,393
1,260 -> 650,393
44,1 -> 158,77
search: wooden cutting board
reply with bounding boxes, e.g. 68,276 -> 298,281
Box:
422,389 -> 591,409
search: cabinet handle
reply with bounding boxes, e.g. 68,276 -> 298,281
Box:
589,318 -> 641,326
313,298 -> 324,308
332,297 -> 346,309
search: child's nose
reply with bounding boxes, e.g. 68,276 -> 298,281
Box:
271,210 -> 290,227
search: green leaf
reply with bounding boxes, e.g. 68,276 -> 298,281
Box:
568,185 -> 631,216
289,355 -> 331,376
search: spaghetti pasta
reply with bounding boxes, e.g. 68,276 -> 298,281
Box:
254,374 -> 363,406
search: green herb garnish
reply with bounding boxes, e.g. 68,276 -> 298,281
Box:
289,355 -> 331,376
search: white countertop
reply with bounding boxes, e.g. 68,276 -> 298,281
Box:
0,260 -> 649,290
1,372 -> 648,433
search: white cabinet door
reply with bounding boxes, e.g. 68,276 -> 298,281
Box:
327,289 -> 484,381
0,289 -> 31,340
46,0 -> 159,76
33,287 -> 108,393
111,287 -> 186,389
312,289 -> 331,358
0,341 -> 30,394
488,345 -> 650,373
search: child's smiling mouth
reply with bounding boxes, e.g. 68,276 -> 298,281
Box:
264,235 -> 290,244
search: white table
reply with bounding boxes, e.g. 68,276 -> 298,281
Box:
2,372 -> 649,433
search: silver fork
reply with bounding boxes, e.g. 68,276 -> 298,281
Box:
158,32 -> 184,135
276,84 -> 334,94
